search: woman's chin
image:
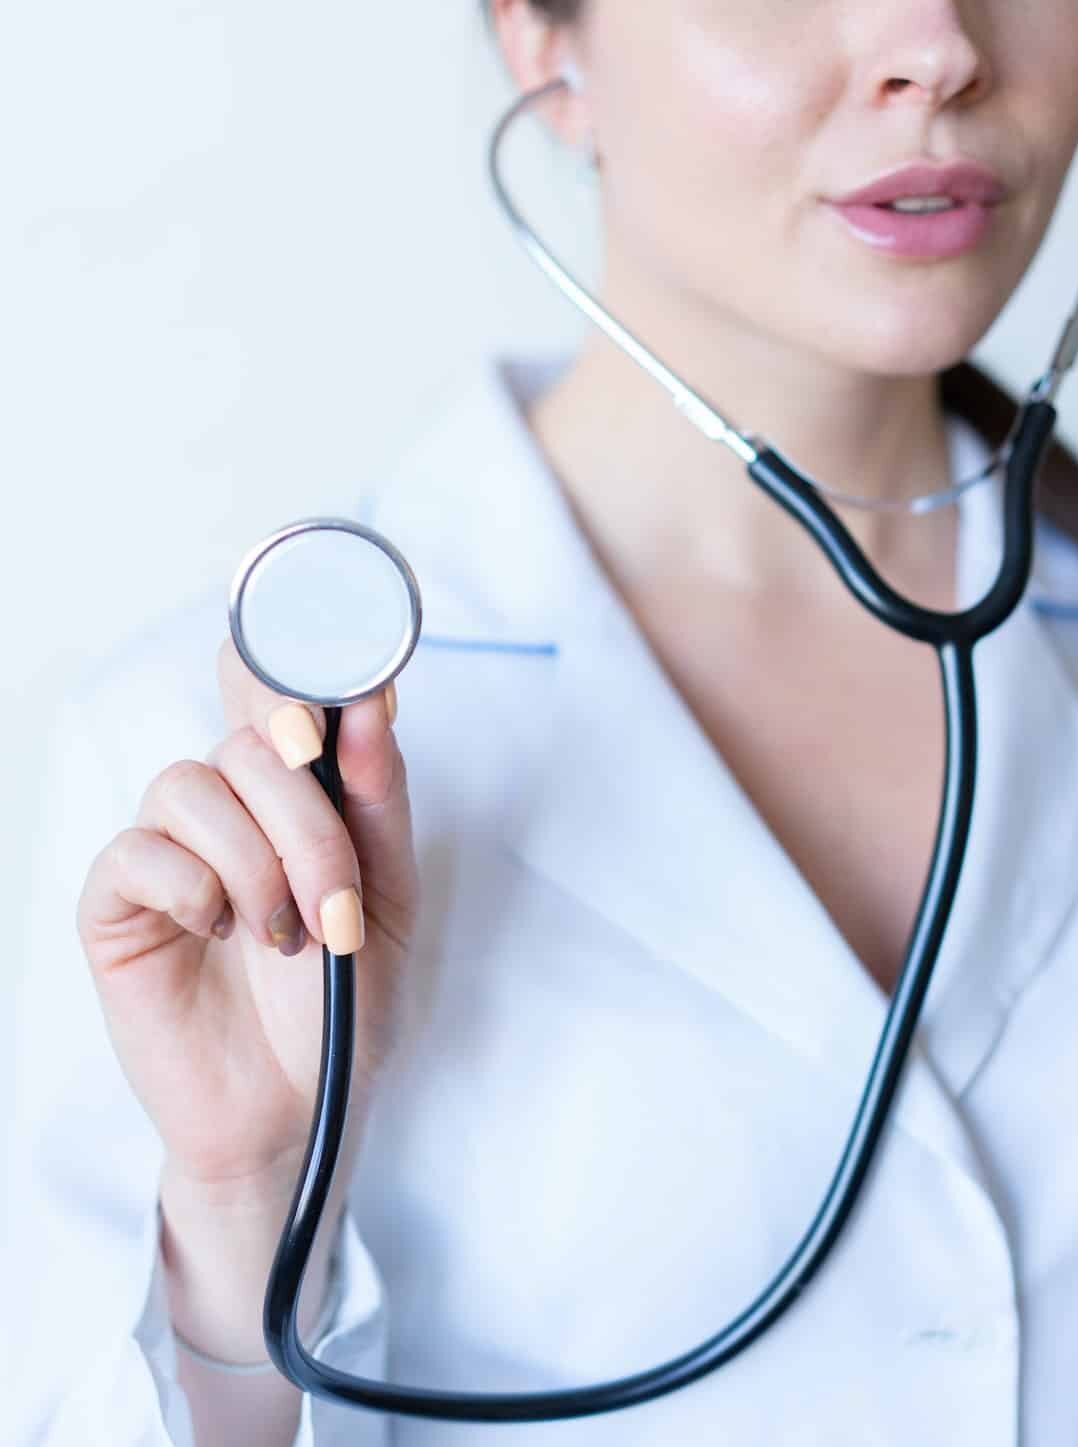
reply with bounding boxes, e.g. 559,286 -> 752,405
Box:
817,312 -> 1001,381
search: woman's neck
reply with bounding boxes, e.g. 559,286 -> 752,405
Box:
525,318 -> 960,615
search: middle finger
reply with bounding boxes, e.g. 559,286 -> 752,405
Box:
207,726 -> 365,954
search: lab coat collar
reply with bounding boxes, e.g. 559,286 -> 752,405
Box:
376,351 -> 1078,1177
923,417 -> 1078,1093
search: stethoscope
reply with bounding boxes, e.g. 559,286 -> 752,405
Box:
227,74 -> 1078,1425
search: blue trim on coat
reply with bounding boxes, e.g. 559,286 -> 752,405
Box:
1031,599 -> 1078,620
417,634 -> 560,656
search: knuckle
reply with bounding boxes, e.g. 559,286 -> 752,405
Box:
295,823 -> 356,878
241,845 -> 288,899
110,825 -> 147,878
215,723 -> 269,773
347,742 -> 402,808
75,880 -> 101,953
141,760 -> 211,820
77,839 -> 119,936
186,866 -> 222,924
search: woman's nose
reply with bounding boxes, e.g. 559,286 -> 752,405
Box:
861,0 -> 993,112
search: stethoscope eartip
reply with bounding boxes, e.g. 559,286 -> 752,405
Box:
559,59 -> 584,95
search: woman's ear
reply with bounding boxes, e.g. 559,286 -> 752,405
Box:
487,0 -> 594,153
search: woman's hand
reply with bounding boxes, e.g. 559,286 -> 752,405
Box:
77,636 -> 419,1208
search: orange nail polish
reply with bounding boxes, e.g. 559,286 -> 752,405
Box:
319,887 -> 365,954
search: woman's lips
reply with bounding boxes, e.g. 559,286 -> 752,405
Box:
826,199 -> 998,259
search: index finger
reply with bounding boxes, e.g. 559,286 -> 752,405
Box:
216,635 -> 396,772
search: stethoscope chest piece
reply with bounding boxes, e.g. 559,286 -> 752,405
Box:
228,517 -> 423,708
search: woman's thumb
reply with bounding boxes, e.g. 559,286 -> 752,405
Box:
334,686 -> 419,951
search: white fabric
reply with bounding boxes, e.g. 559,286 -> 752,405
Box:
7,349 -> 1078,1445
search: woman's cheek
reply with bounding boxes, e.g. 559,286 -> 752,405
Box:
671,24 -> 841,199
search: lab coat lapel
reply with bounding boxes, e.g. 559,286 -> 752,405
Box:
915,423 -> 1078,1097
481,362 -> 988,1180
389,354 -> 1078,1188
500,552 -> 892,1080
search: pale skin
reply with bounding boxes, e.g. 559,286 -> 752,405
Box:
492,0 -> 1078,992
77,652 -> 418,1444
75,1 -> 1078,1441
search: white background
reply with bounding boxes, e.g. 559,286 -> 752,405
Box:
3,4 -> 1076,1161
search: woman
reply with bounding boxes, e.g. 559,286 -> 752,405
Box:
8,1 -> 1078,1443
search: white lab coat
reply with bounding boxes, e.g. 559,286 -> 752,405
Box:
7,350 -> 1078,1446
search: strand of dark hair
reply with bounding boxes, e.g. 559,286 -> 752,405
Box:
941,361 -> 1078,538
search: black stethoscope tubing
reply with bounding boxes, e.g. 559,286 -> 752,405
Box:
261,407 -> 1054,1424
258,75 -> 1069,1424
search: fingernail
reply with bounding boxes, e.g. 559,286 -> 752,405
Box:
320,886 -> 365,954
211,901 -> 235,941
268,898 -> 307,957
268,703 -> 322,770
384,681 -> 398,728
